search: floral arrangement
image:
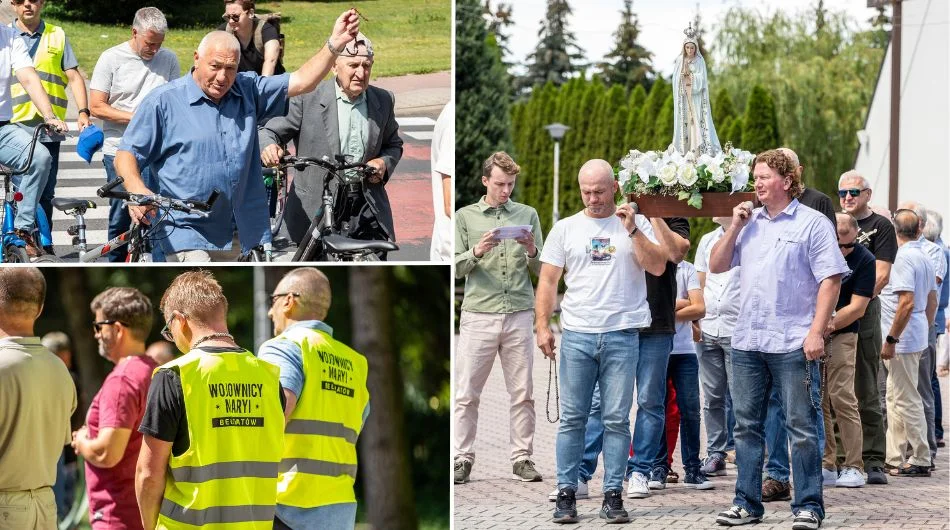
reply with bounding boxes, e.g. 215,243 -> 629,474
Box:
617,142 -> 756,209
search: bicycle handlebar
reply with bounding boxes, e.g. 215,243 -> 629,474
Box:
269,155 -> 376,178
96,176 -> 220,217
0,123 -> 57,176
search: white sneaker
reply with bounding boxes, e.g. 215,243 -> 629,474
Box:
547,479 -> 589,501
835,467 -> 866,488
627,472 -> 650,499
821,467 -> 837,486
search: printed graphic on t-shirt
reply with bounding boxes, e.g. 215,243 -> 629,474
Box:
208,382 -> 266,427
589,237 -> 616,264
856,227 -> 878,249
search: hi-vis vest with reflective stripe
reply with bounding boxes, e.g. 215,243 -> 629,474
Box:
9,23 -> 68,122
274,326 -> 369,508
156,348 -> 284,530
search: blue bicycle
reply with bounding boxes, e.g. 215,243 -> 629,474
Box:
0,123 -> 61,263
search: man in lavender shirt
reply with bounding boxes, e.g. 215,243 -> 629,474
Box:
709,149 -> 849,530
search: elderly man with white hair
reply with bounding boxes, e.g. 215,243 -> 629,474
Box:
923,210 -> 949,447
837,169 -> 898,484
114,10 -> 362,262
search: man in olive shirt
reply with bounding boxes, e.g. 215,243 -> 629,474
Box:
454,151 -> 544,484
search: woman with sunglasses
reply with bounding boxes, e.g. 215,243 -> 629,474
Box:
218,0 -> 284,76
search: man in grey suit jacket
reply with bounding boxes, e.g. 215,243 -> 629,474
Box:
260,32 -> 403,247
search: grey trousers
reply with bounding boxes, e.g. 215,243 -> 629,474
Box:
698,332 -> 733,457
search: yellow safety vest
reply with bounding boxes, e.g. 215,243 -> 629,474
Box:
10,23 -> 68,122
156,348 -> 284,530
271,326 -> 369,509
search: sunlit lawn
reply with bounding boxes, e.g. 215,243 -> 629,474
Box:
49,0 -> 450,79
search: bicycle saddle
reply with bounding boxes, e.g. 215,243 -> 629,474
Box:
323,233 -> 398,252
52,198 -> 97,211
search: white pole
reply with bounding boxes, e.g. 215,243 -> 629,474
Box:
553,140 -> 560,223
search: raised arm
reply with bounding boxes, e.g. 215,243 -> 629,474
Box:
287,10 -> 360,97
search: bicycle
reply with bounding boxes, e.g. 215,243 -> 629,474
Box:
0,122 -> 63,263
269,154 -> 398,262
263,164 -> 288,239
56,176 -> 219,262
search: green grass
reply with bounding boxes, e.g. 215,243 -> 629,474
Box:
48,0 -> 450,79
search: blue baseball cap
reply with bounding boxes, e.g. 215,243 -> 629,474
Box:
77,124 -> 104,163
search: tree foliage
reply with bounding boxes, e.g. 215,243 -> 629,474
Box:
518,0 -> 585,92
456,0 -> 514,207
597,0 -> 655,92
45,0 -> 219,25
740,85 -> 780,155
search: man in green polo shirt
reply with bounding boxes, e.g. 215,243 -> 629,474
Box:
454,151 -> 544,485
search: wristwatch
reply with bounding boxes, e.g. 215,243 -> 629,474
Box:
885,335 -> 900,345
628,225 -> 638,239
78,108 -> 90,116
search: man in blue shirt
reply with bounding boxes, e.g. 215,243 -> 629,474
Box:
258,267 -> 370,530
115,10 -> 361,261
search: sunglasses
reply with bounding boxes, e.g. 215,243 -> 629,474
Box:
12,0 -> 42,4
92,320 -> 126,333
221,13 -> 242,22
837,188 -> 867,198
270,291 -> 300,305
838,242 -> 857,249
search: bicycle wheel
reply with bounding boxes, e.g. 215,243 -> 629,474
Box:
3,244 -> 29,263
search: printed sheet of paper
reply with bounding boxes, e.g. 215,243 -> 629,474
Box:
492,225 -> 532,240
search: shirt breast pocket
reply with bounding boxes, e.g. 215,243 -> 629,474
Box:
775,234 -> 807,317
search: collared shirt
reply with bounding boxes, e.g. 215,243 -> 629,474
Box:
918,235 -> 947,285
119,72 -> 289,253
455,197 -> 544,313
730,199 -> 850,353
0,25 -> 33,120
335,80 -> 368,181
672,260 -> 701,354
695,226 -> 740,338
880,240 -> 937,353
9,20 -> 79,133
257,320 -> 369,529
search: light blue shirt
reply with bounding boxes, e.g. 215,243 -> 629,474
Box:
118,71 -> 289,253
918,235 -> 947,286
672,261 -> 701,354
880,240 -> 937,354
730,199 -> 850,353
257,320 -> 370,530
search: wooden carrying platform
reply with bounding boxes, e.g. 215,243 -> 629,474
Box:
625,192 -> 756,218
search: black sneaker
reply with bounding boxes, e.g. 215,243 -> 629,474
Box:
791,510 -> 821,529
647,466 -> 668,490
866,466 -> 888,485
553,487 -> 578,524
599,489 -> 629,524
684,469 -> 715,489
454,459 -> 472,484
716,505 -> 760,526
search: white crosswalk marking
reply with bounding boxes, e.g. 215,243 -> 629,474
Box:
49,116 -> 435,261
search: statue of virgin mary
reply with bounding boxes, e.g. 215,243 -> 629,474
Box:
672,23 -> 721,156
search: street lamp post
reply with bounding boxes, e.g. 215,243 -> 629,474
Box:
544,123 -> 570,224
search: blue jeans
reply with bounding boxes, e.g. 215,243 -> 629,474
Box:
102,154 -> 162,261
39,140 -> 59,229
276,502 -> 356,530
0,123 -> 51,231
653,354 -> 702,472
698,333 -> 736,457
557,329 -> 638,492
731,348 -> 824,520
628,333 -> 673,477
764,361 -> 826,481
578,381 -> 604,483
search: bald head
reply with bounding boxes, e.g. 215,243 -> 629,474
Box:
277,268 -> 332,321
898,201 -> 927,231
578,159 -> 615,186
197,31 -> 240,57
894,209 -> 921,240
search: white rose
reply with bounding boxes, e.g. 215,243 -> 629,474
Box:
658,163 -> 679,186
678,163 -> 699,187
709,164 -> 726,183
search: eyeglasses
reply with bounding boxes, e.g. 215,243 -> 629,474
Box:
92,320 -> 126,333
221,13 -> 242,22
160,313 -> 181,342
837,188 -> 867,198
12,0 -> 42,5
270,292 -> 300,305
838,242 -> 857,249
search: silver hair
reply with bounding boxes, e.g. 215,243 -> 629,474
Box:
197,31 -> 240,58
923,210 -> 943,242
132,7 -> 168,35
835,212 -> 858,232
838,170 -> 871,190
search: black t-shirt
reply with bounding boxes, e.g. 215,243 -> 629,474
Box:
856,212 -> 898,263
798,188 -> 836,228
138,347 -> 285,457
216,19 -> 285,75
835,243 -> 876,335
643,217 -> 691,334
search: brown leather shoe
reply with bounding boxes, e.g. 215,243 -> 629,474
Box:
762,477 -> 791,502
13,229 -> 41,258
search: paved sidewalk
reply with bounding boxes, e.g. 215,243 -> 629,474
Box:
454,331 -> 950,529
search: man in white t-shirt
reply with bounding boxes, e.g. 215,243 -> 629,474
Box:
880,209 -> 938,477
536,159 -> 666,524
89,7 -> 179,261
0,22 -> 67,258
429,99 -> 453,261
694,217 -> 741,476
